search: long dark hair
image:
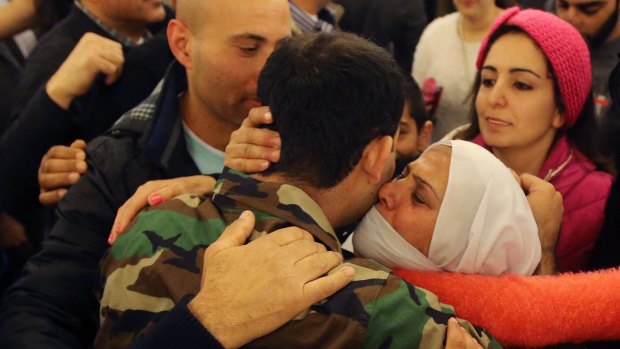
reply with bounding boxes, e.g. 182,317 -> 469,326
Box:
460,26 -> 615,175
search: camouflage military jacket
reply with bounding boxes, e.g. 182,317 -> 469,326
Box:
96,168 -> 501,349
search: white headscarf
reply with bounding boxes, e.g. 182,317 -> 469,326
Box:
353,140 -> 541,276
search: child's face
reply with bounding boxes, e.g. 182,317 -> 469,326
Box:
396,104 -> 420,159
375,146 -> 451,257
396,103 -> 432,160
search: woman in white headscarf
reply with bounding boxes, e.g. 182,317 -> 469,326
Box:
111,115 -> 620,348
353,139 -> 541,276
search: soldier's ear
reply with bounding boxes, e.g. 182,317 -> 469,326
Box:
361,136 -> 393,185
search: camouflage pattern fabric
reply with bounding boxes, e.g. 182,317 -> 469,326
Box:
95,168 -> 501,349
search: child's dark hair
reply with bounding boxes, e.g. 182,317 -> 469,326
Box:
403,75 -> 431,129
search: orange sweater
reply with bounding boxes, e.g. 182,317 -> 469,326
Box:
395,268 -> 620,348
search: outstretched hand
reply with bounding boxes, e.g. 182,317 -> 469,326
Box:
108,175 -> 216,244
188,211 -> 354,348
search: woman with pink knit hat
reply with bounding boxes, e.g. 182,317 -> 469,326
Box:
457,6 -> 614,272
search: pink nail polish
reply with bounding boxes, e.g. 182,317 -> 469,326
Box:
108,234 -> 114,245
149,194 -> 164,206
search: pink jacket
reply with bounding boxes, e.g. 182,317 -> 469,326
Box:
473,134 -> 613,272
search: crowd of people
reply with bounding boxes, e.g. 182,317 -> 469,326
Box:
0,0 -> 619,348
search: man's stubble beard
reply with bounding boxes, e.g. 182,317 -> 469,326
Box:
587,0 -> 620,48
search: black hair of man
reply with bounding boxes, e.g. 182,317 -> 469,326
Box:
258,32 -> 405,189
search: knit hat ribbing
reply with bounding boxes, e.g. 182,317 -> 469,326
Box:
476,7 -> 591,127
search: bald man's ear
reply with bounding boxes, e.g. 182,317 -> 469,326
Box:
167,19 -> 192,68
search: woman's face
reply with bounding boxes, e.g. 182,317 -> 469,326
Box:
475,33 -> 564,151
375,146 -> 451,257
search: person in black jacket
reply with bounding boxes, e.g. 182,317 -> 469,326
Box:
334,0 -> 427,73
0,0 -> 351,348
0,0 -> 174,281
589,58 -> 620,271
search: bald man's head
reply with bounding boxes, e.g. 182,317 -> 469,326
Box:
167,0 -> 291,141
175,0 -> 208,34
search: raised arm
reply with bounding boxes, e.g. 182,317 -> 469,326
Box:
0,0 -> 37,40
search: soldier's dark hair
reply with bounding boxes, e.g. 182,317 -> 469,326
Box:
258,32 -> 404,188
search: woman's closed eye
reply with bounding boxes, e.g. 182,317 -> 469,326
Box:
412,190 -> 426,205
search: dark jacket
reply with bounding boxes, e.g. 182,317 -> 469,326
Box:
0,4 -> 173,246
0,63 -> 207,348
334,0 -> 427,73
588,59 -> 620,271
0,39 -> 24,135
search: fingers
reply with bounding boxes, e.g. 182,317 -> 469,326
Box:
146,175 -> 216,205
39,157 -> 86,175
446,318 -> 466,349
225,107 -> 281,173
224,143 -> 279,173
294,249 -> 342,281
446,318 -> 483,349
262,226 -> 314,247
110,176 -> 218,244
44,144 -> 86,162
242,106 -> 273,128
205,211 -> 255,258
302,264 -> 355,305
39,188 -> 68,206
38,143 -> 87,206
70,139 -> 87,150
110,192 -> 152,244
225,127 -> 281,173
110,180 -> 165,244
461,327 -> 483,349
282,238 -> 328,263
230,126 -> 281,150
39,171 -> 80,192
46,32 -> 124,109
520,173 -> 549,193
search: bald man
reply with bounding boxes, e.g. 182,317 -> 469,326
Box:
0,1 -> 350,348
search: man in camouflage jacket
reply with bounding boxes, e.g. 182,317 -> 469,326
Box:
96,32 -> 501,348
97,169 -> 500,349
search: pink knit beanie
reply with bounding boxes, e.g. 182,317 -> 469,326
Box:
476,7 -> 592,127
